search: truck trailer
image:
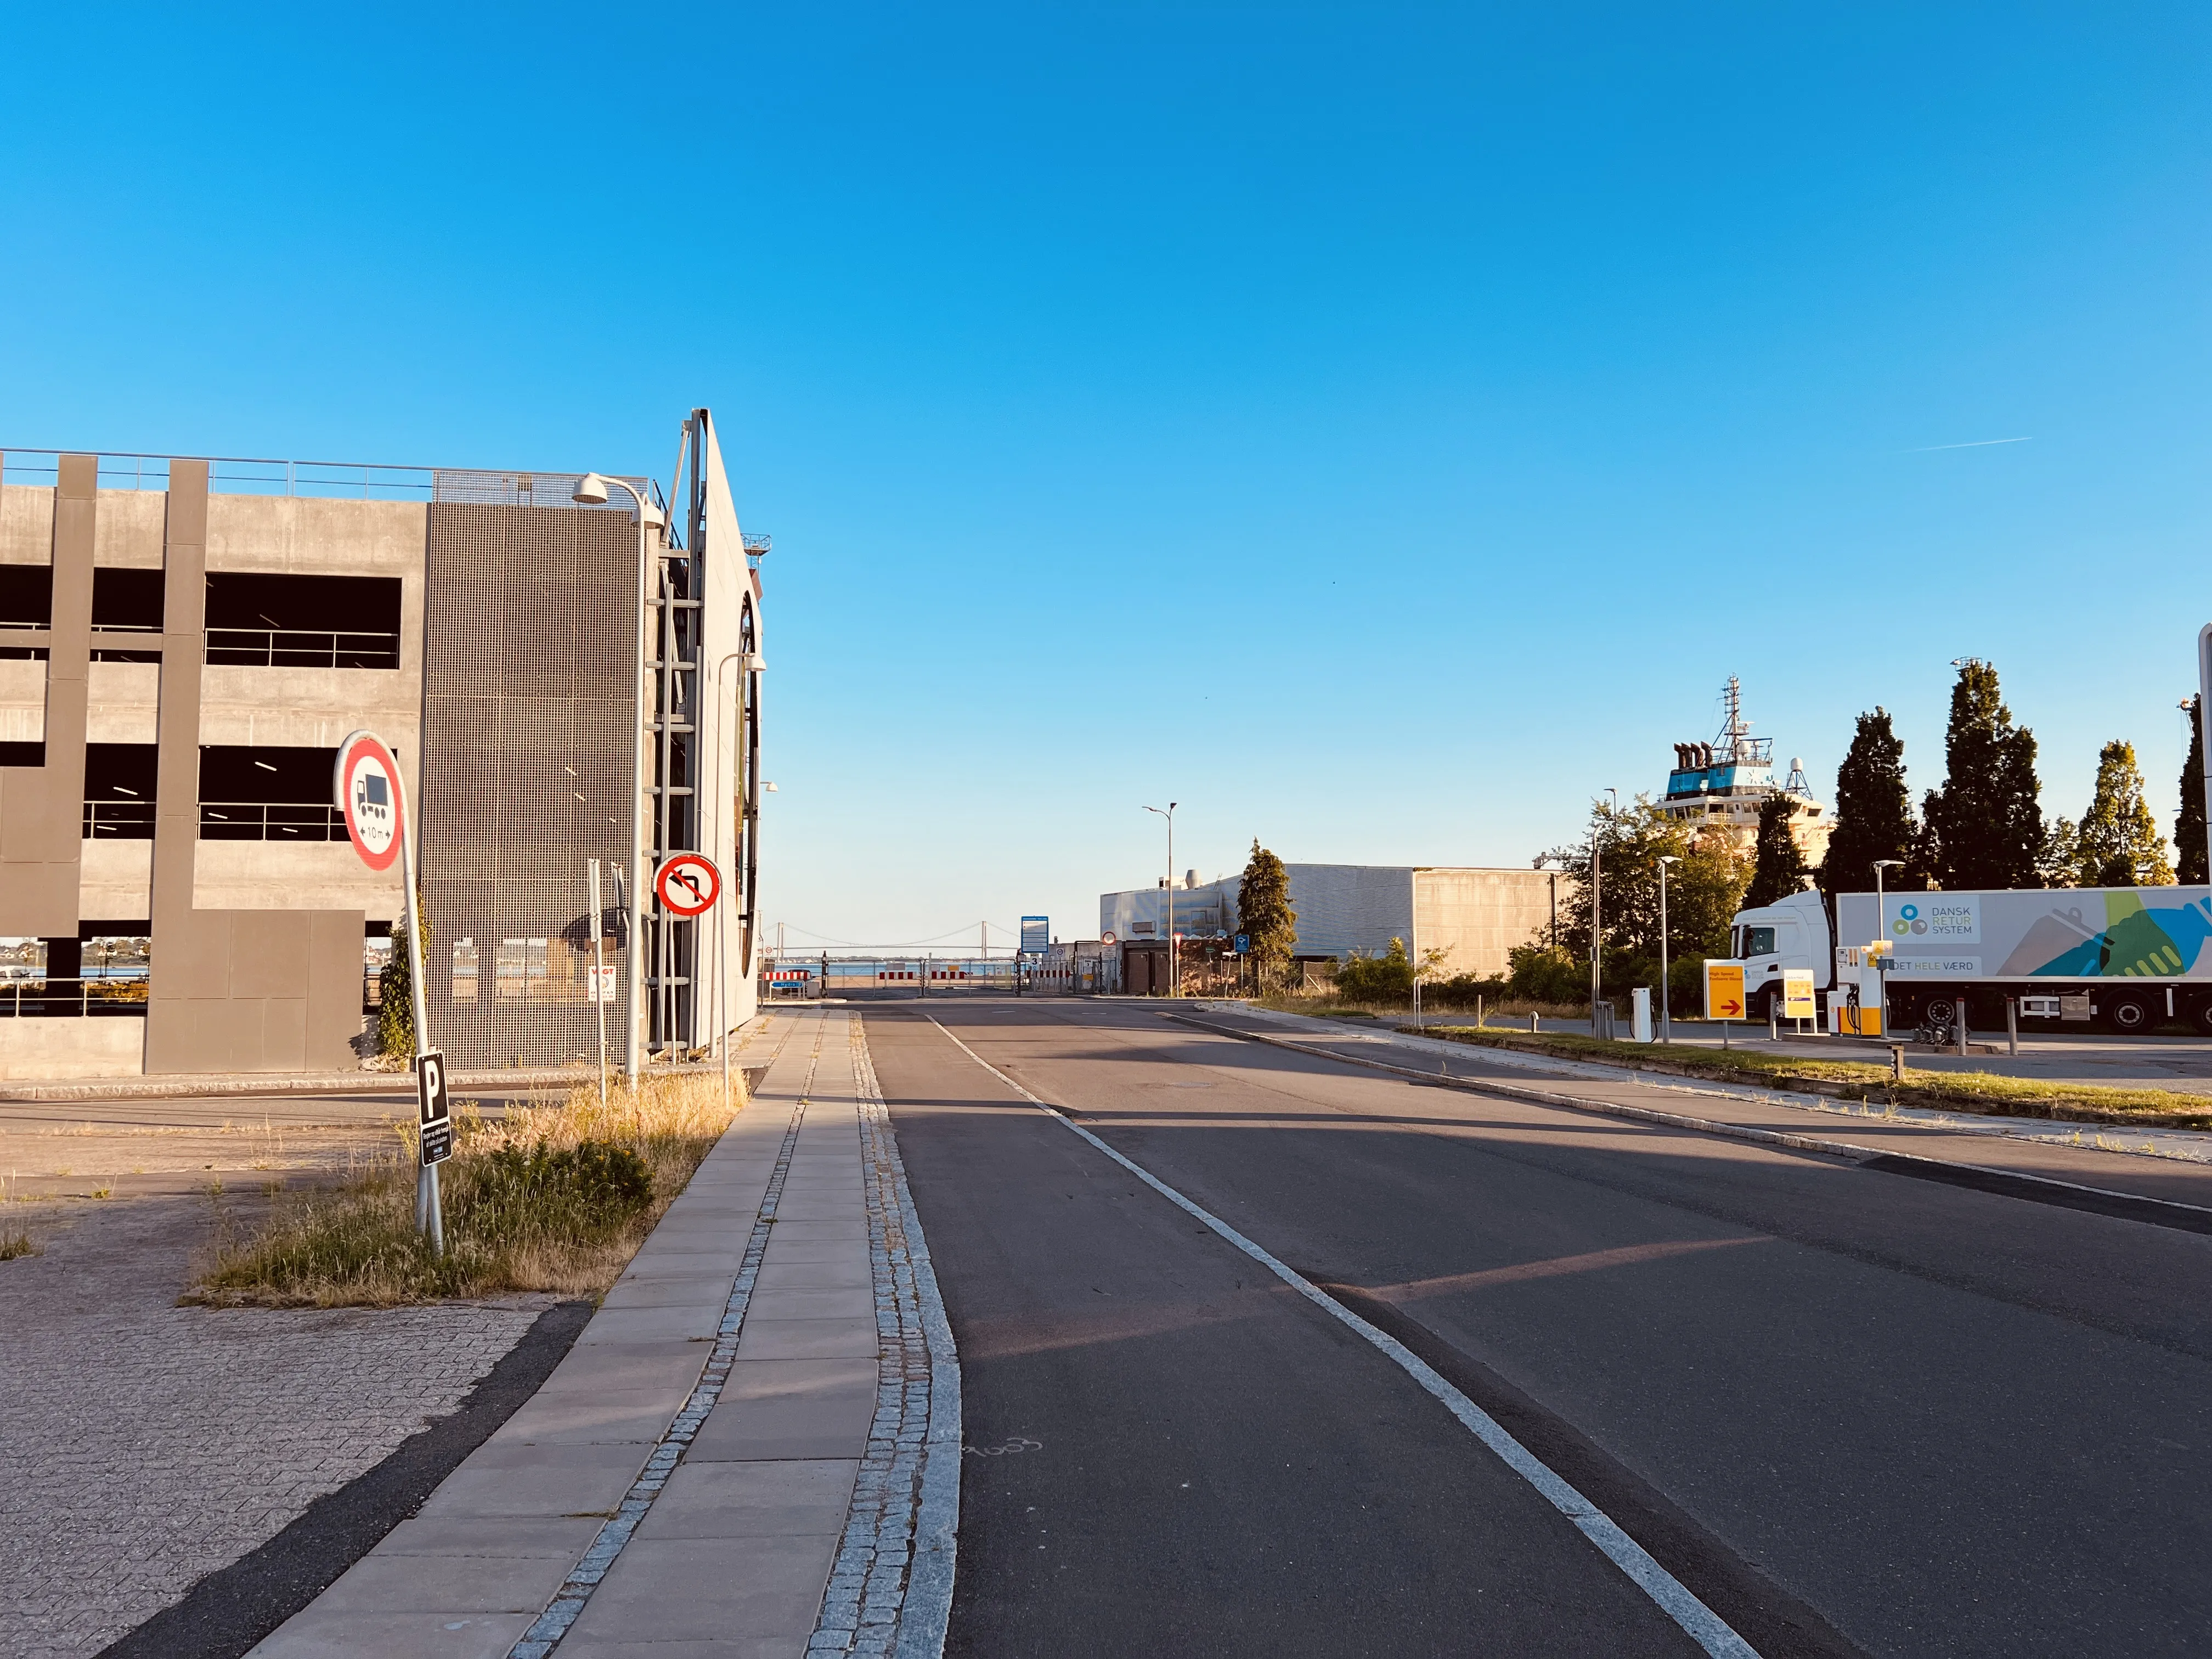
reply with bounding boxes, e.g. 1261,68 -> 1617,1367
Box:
1725,884 -> 2212,1036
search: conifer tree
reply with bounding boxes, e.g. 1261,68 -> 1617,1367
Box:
2178,696 -> 2208,885
1921,660 -> 2046,889
1235,840 -> 1296,990
1744,795 -> 1810,908
1818,708 -> 1915,904
2070,740 -> 2173,888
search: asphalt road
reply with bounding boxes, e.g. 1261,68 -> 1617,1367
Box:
867,998 -> 2212,1658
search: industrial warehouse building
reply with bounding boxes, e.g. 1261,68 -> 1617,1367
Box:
0,411 -> 763,1079
1098,863 -> 1559,992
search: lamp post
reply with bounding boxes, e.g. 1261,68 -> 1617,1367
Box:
573,471 -> 667,1085
1873,859 -> 1904,1037
1144,803 -> 1177,997
1590,788 -> 1617,1033
1656,854 -> 1679,1043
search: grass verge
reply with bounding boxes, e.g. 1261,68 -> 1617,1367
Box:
1397,1024 -> 2212,1129
187,1071 -> 743,1308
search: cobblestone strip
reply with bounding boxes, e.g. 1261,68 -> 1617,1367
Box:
509,1021 -> 828,1659
809,1015 -> 962,1658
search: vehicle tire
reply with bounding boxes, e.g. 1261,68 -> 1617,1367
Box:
2196,999 -> 2212,1036
2103,992 -> 2154,1035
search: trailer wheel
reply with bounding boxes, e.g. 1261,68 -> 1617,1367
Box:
2103,992 -> 2154,1035
2195,999 -> 2212,1036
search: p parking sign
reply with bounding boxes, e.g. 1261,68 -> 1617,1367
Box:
416,1049 -> 453,1166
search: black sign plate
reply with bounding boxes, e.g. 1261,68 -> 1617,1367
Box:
415,1049 -> 452,1165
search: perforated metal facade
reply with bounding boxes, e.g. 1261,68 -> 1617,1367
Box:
420,503 -> 639,1067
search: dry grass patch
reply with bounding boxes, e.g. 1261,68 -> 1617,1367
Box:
189,1071 -> 743,1308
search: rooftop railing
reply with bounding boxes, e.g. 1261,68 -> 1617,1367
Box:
0,449 -> 662,514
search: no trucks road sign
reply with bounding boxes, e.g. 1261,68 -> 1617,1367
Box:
334,731 -> 404,872
656,853 -> 721,918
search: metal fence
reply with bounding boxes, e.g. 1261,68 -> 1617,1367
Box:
0,449 -> 662,514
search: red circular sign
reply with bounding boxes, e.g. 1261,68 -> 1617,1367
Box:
334,731 -> 404,873
656,853 -> 721,917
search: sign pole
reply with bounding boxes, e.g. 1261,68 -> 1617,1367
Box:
396,770 -> 442,1257
589,858 -> 608,1113
719,883 -> 730,1115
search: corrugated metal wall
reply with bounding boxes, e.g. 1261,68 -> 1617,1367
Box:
420,503 -> 638,1068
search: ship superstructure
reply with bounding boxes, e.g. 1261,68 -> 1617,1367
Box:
1659,677 -> 1829,861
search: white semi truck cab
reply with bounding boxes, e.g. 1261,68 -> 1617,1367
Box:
1726,888 -> 1832,1019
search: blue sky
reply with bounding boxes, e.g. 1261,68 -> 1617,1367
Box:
5,5 -> 2210,949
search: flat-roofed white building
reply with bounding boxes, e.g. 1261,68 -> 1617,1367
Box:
1100,862 -> 1558,978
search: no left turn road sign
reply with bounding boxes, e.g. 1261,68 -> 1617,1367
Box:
656,853 -> 721,918
334,731 -> 404,873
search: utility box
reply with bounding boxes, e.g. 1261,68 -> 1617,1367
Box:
1630,985 -> 1653,1042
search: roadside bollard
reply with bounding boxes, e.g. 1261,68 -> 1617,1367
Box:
1889,1043 -> 1907,1081
2006,997 -> 2018,1057
1530,1011 -> 1539,1034
1769,1003 -> 1779,1042
1956,998 -> 1969,1058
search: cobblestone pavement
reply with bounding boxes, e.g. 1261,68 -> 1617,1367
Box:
809,1016 -> 957,1656
0,1190 -> 546,1659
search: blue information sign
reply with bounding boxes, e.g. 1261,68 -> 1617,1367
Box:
1233,934 -> 1249,953
1020,916 -> 1049,954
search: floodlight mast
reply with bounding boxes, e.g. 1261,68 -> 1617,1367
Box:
574,470 -> 667,1082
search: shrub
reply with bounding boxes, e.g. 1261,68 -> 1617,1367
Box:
1335,938 -> 1413,1004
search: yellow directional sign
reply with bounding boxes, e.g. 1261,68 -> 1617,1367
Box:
1703,961 -> 1745,1020
1781,969 -> 1815,1020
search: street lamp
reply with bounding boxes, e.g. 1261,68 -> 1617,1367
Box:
574,471 -> 667,1085
1873,859 -> 1904,1038
1591,788 -> 1617,1032
1144,803 -> 1177,997
1656,855 -> 1680,1043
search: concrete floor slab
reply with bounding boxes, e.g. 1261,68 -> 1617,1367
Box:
745,1286 -> 877,1321
484,1387 -> 692,1448
556,1636 -> 806,1659
560,1536 -> 841,1644
753,1255 -> 871,1288
301,1549 -> 573,1615
415,1441 -> 652,1521
690,1358 -> 878,1462
634,1459 -> 860,1541
371,1515 -> 604,1560
247,1610 -> 534,1659
575,1304 -> 726,1344
730,1317 -> 878,1362
601,1272 -> 738,1308
532,1341 -> 710,1397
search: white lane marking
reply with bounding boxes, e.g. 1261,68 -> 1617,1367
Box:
924,1015 -> 1762,1659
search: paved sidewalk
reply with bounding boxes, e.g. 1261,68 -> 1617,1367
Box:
1188,1003 -> 2212,1207
250,1006 -> 957,1659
